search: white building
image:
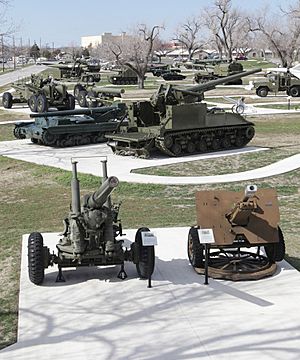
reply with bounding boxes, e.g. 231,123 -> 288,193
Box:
81,32 -> 129,48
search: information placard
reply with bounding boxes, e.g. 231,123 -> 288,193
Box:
197,228 -> 215,244
141,231 -> 158,246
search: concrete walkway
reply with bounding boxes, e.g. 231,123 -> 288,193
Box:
0,139 -> 299,184
1,228 -> 299,360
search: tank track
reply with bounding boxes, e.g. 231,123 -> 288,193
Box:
35,131 -> 107,147
155,124 -> 254,157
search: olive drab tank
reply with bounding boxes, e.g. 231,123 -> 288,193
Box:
13,104 -> 126,147
106,68 -> 261,158
108,66 -> 143,85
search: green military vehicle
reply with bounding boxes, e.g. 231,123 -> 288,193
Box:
2,74 -> 75,112
106,68 -> 261,158
253,69 -> 300,97
108,66 -> 143,85
194,61 -> 244,84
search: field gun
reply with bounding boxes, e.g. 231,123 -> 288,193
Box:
27,160 -> 156,285
13,104 -> 126,147
188,185 -> 285,281
106,68 -> 261,158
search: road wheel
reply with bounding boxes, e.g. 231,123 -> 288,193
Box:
171,142 -> 182,156
164,135 -> 173,149
28,94 -> 38,112
256,87 -> 268,97
66,93 -> 75,110
77,90 -> 88,107
221,137 -> 231,149
264,227 -> 286,262
289,86 -> 300,97
187,227 -> 204,267
41,130 -> 57,146
2,92 -> 13,108
74,84 -> 84,99
245,126 -> 255,140
187,141 -> 196,153
197,139 -> 207,152
134,227 -> 155,279
211,138 -> 220,150
28,232 -> 45,285
36,94 -> 48,113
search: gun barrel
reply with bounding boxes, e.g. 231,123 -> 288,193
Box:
30,105 -> 121,118
92,87 -> 125,95
86,176 -> 119,209
175,68 -> 262,95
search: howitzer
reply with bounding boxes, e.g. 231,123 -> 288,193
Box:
27,160 -> 156,285
187,185 -> 286,281
106,68 -> 261,158
14,104 -> 127,147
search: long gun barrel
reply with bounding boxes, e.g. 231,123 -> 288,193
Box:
86,176 -> 119,209
30,104 -> 125,118
175,68 -> 262,96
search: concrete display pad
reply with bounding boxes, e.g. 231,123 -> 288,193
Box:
0,139 -> 299,185
1,228 -> 300,360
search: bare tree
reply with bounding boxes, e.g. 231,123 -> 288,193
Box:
96,25 -> 163,89
247,2 -> 300,67
203,0 -> 247,61
173,17 -> 205,60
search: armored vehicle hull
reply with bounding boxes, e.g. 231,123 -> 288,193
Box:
14,105 -> 126,147
106,69 -> 260,158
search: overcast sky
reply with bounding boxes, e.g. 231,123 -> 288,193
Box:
4,0 -> 289,48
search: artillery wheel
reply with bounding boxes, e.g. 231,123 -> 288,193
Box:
2,92 -> 13,108
134,227 -> 155,279
66,93 -> 75,110
36,94 -> 48,113
77,90 -> 88,107
28,94 -> 38,112
289,86 -> 300,97
256,87 -> 268,97
28,232 -> 45,285
187,227 -> 204,267
74,84 -> 84,99
264,227 -> 286,262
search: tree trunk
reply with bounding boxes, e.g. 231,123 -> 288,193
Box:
138,75 -> 145,89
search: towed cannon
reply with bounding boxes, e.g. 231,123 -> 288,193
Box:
28,160 -> 156,285
74,85 -> 125,108
106,68 -> 261,158
13,104 -> 126,147
188,185 -> 285,281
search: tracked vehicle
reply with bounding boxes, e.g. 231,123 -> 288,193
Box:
13,104 -> 126,147
188,185 -> 285,281
106,68 -> 261,158
28,160 -> 156,285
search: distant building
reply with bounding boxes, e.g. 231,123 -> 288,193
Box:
81,32 -> 130,48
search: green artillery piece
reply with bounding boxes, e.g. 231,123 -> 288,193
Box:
108,66 -> 144,85
188,185 -> 285,281
106,68 -> 261,158
13,104 -> 126,147
194,61 -> 244,84
28,160 -> 156,285
2,74 -> 75,112
48,58 -> 101,83
73,85 -> 125,108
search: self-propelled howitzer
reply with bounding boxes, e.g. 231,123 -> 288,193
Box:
106,68 -> 261,158
13,104 -> 126,147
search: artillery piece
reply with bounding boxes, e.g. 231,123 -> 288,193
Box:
13,104 -> 126,147
106,68 -> 261,158
74,85 -> 125,108
188,185 -> 285,281
28,160 -> 155,285
2,74 -> 75,112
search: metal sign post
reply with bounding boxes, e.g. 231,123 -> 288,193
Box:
197,228 -> 215,286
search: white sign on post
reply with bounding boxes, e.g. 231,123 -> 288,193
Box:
141,231 -> 158,246
197,228 -> 215,244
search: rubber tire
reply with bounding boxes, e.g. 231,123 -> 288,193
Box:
28,94 -> 38,112
187,227 -> 204,267
28,232 -> 45,285
289,86 -> 300,97
2,92 -> 13,108
36,94 -> 48,113
77,90 -> 88,107
66,93 -> 75,110
256,87 -> 268,97
264,227 -> 286,262
135,227 -> 155,279
74,84 -> 84,99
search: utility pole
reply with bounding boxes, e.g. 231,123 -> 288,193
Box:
1,34 -> 4,72
13,35 -> 16,70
